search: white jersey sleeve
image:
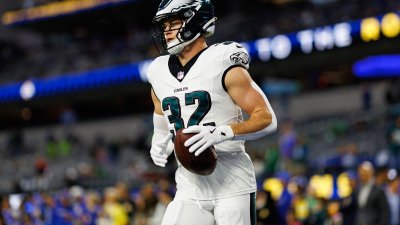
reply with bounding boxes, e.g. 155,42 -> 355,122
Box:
221,42 -> 250,71
146,55 -> 170,100
146,56 -> 163,87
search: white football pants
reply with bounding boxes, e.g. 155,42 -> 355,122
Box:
160,191 -> 256,225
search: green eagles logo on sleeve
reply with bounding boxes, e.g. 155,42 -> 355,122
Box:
230,51 -> 250,66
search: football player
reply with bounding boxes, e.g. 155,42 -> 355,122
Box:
147,0 -> 278,224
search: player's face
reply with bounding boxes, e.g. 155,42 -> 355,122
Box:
162,18 -> 183,43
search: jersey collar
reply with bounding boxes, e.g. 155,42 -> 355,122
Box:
168,47 -> 208,82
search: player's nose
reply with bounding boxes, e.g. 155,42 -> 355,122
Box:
164,32 -> 174,41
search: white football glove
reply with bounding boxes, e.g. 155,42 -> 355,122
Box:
183,125 -> 234,156
150,133 -> 174,167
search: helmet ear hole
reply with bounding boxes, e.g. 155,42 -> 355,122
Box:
183,31 -> 192,39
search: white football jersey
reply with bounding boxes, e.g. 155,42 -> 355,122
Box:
147,41 -> 257,200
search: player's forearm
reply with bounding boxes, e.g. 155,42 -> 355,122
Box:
230,108 -> 277,140
153,113 -> 169,135
152,113 -> 170,149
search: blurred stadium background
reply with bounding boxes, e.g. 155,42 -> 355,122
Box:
0,0 -> 399,224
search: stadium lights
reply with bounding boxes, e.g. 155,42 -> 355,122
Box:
20,80 -> 36,101
0,61 -> 149,103
0,12 -> 398,103
250,22 -> 353,62
353,54 -> 400,78
246,11 -> 400,62
1,0 -> 137,26
361,12 -> 400,42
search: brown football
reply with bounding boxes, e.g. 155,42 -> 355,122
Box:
174,128 -> 217,176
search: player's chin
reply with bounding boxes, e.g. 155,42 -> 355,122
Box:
166,38 -> 175,43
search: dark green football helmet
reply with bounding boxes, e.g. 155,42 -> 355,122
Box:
152,0 -> 216,55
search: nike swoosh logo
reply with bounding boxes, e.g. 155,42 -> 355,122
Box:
210,128 -> 216,133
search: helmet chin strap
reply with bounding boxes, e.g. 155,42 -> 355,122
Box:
167,17 -> 217,55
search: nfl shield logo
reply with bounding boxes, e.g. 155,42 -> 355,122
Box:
177,71 -> 184,80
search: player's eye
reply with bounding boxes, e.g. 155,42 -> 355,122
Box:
170,21 -> 180,28
161,22 -> 169,31
162,20 -> 181,31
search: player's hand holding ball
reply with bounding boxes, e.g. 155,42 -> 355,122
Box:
150,133 -> 173,167
175,127 -> 223,176
183,125 -> 234,156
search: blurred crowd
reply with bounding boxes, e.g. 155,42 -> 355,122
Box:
255,161 -> 399,225
0,161 -> 399,225
0,179 -> 175,225
0,103 -> 400,224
